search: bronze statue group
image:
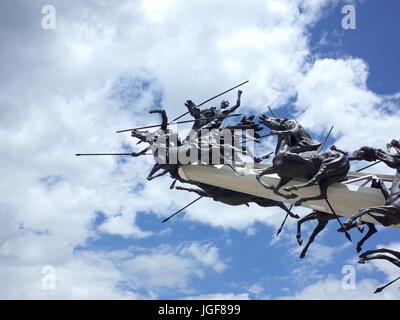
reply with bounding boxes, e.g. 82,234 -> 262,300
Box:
77,87 -> 400,294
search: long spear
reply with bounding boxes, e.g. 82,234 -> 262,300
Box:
161,196 -> 203,223
116,113 -> 242,133
276,204 -> 294,236
326,198 -> 352,242
318,125 -> 334,151
75,153 -> 151,156
170,80 -> 249,123
267,106 -> 277,117
374,276 -> 400,294
356,161 -> 382,172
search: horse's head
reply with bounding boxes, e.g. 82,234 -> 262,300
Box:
349,146 -> 377,161
131,129 -> 166,145
259,114 -> 288,130
131,129 -> 150,142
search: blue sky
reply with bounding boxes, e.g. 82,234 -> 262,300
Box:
1,0 -> 400,299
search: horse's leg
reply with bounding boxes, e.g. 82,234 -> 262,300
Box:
357,251 -> 400,293
147,169 -> 169,181
371,178 -> 390,200
293,179 -> 329,207
216,147 -> 237,172
175,186 -> 209,198
345,205 -> 400,228
284,164 -> 327,193
277,202 -> 299,219
299,214 -> 330,259
344,207 -> 372,227
257,174 -> 297,199
356,223 -> 377,253
360,248 -> 400,261
147,164 -> 161,180
272,176 -> 298,199
296,212 -> 316,246
256,167 -> 278,190
169,179 -> 178,189
286,152 -> 348,194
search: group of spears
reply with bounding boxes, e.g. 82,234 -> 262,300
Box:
77,81 -> 400,293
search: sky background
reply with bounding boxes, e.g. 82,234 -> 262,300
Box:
1,0 -> 400,299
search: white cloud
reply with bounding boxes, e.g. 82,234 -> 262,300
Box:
181,242 -> 227,273
291,242 -> 351,264
122,242 -> 227,291
124,253 -> 200,289
280,242 -> 400,300
248,283 -> 264,295
277,277 -> 400,300
0,251 -> 140,299
295,58 -> 400,152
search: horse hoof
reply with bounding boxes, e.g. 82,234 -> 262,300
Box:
297,238 -> 303,246
358,258 -> 365,264
284,186 -> 293,192
294,200 -> 302,206
343,220 -> 353,228
299,251 -> 306,259
287,193 -> 298,199
356,246 -> 362,253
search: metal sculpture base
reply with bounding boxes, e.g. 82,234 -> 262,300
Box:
178,163 -> 399,229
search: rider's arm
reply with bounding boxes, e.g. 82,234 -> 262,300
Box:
185,100 -> 201,118
149,109 -> 168,130
376,149 -> 400,169
223,90 -> 242,115
384,155 -> 400,169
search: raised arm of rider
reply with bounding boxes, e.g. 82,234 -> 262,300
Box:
223,90 -> 242,115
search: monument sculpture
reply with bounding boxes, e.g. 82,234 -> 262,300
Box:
76,84 -> 399,293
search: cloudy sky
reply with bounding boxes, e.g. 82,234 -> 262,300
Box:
1,0 -> 400,299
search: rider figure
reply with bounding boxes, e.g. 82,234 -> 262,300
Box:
184,90 -> 242,132
259,115 -> 321,169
